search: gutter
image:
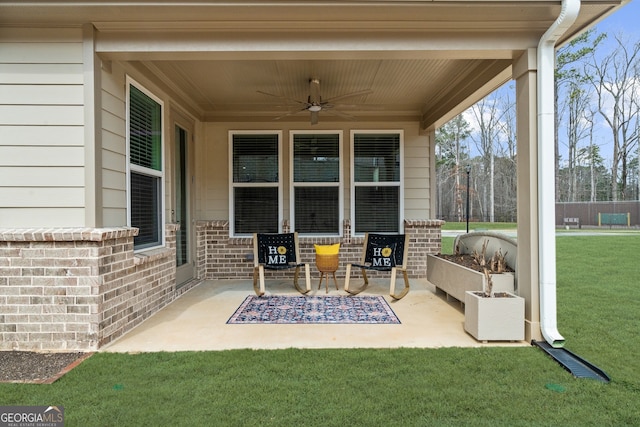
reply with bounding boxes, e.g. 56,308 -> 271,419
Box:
537,0 -> 581,347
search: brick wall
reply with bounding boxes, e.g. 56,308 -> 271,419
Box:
0,225 -> 193,351
196,219 -> 444,281
1,220 -> 443,351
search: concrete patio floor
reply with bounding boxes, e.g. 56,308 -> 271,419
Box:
102,278 -> 528,352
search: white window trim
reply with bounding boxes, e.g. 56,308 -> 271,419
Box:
228,130 -> 283,237
126,76 -> 166,252
289,130 -> 344,237
350,129 -> 404,236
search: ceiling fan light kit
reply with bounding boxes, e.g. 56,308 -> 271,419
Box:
258,78 -> 372,125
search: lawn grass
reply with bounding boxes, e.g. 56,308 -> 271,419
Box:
1,235 -> 639,426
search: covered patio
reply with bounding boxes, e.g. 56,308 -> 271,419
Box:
0,0 -> 627,352
103,279 -> 527,352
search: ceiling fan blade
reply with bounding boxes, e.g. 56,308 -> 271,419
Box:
273,106 -> 308,121
257,90 -> 307,106
310,110 -> 319,125
324,89 -> 373,104
309,78 -> 321,104
323,109 -> 357,120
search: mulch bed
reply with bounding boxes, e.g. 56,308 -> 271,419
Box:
0,351 -> 93,384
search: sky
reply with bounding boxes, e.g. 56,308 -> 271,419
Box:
594,0 -> 639,38
460,0 -> 640,166
574,0 -> 640,166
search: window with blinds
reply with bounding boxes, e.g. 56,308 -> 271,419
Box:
128,81 -> 164,250
231,132 -> 280,235
352,131 -> 402,233
291,132 -> 341,235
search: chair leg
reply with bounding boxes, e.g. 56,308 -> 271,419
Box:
318,272 -> 325,291
253,266 -> 266,296
293,265 -> 311,295
319,271 -> 335,293
390,268 -> 410,300
345,266 -> 369,295
344,264 -> 352,292
304,264 -> 311,293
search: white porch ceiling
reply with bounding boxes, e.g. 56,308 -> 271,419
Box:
141,58 -> 510,125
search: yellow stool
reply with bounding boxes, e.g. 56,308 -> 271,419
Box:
314,244 -> 340,293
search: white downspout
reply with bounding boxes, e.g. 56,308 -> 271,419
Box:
537,0 -> 580,347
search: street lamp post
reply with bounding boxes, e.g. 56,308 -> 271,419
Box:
465,164 -> 471,233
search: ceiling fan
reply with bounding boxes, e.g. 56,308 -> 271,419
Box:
258,78 -> 373,125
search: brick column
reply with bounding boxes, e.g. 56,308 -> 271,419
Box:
0,226 -> 181,350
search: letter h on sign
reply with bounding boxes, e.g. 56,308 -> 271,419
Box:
372,247 -> 392,267
267,246 -> 287,265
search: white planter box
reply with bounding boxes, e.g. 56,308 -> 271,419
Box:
464,291 -> 524,342
426,254 -> 515,303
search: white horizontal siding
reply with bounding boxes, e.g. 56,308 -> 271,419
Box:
103,188 -> 127,208
403,129 -> 430,219
0,105 -> 84,126
0,85 -> 84,105
102,129 -> 125,154
0,147 -> 84,166
102,208 -> 127,227
404,197 -> 429,211
102,90 -> 126,123
0,63 -> 83,84
0,32 -> 86,228
405,177 -> 428,190
0,167 -> 84,186
0,42 -> 83,63
103,169 -> 126,190
102,110 -> 125,138
0,126 -> 84,146
100,65 -> 127,226
0,208 -> 85,228
0,188 -> 84,207
102,143 -> 127,173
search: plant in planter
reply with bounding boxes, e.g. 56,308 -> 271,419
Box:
426,236 -> 515,303
471,239 -> 509,297
464,240 -> 524,342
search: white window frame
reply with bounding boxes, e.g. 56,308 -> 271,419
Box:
350,130 -> 404,236
228,130 -> 283,237
289,130 -> 344,237
126,76 -> 165,251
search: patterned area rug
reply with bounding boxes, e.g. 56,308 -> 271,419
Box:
227,295 -> 401,324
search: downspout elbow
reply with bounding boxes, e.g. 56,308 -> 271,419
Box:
537,0 -> 580,348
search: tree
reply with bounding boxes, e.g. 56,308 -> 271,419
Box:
561,82 -> 593,201
435,114 -> 471,221
584,34 -> 640,200
555,29 -> 605,201
471,95 -> 510,222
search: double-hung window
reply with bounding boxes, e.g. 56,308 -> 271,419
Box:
230,131 -> 281,235
290,131 -> 342,235
351,131 -> 403,234
127,79 -> 164,250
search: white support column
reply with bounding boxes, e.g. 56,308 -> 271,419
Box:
514,48 -> 542,342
